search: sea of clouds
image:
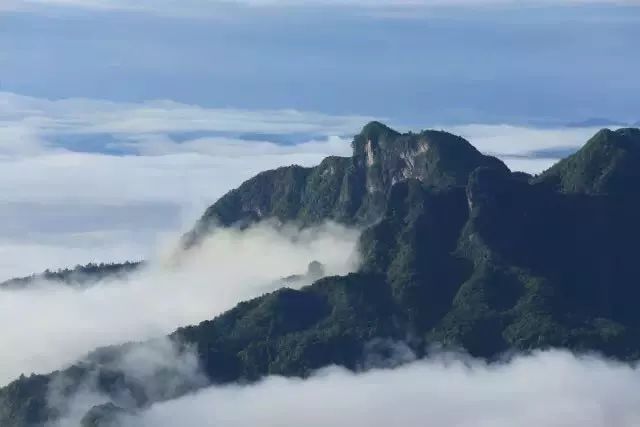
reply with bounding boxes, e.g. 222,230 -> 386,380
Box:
0,91 -> 633,426
51,344 -> 640,427
120,350 -> 640,427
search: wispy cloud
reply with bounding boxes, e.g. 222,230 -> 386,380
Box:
0,222 -> 360,385
48,337 -> 207,427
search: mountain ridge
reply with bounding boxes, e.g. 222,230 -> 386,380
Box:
0,262 -> 142,289
536,128 -> 640,195
565,118 -> 628,128
184,122 -> 506,246
2,123 -> 640,426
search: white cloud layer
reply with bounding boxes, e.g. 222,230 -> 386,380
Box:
111,350 -> 640,427
0,92 -> 361,277
0,91 -> 613,277
0,92 -> 372,141
450,123 -> 599,157
0,222 -> 360,385
447,123 -> 608,174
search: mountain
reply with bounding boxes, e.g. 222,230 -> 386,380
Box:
565,118 -> 627,128
2,124 -> 640,426
184,121 -> 506,246
0,262 -> 142,289
536,128 -> 640,195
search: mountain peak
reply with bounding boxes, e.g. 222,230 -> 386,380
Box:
565,118 -> 627,128
355,127 -> 508,191
352,121 -> 401,162
185,123 -> 506,244
574,127 -> 640,154
359,121 -> 400,140
538,127 -> 640,195
615,127 -> 640,139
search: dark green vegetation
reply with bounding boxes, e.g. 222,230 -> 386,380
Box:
2,124 -> 640,426
184,121 -> 505,245
536,128 -> 640,195
0,262 -> 143,289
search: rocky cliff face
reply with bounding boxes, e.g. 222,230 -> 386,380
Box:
185,121 -> 506,246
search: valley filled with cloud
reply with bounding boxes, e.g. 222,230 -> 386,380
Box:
0,222 -> 360,385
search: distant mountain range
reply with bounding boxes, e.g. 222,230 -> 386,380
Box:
565,118 -> 629,128
0,262 -> 142,289
2,123 -> 640,426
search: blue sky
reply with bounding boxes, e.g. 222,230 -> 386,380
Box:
2,2 -> 639,125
